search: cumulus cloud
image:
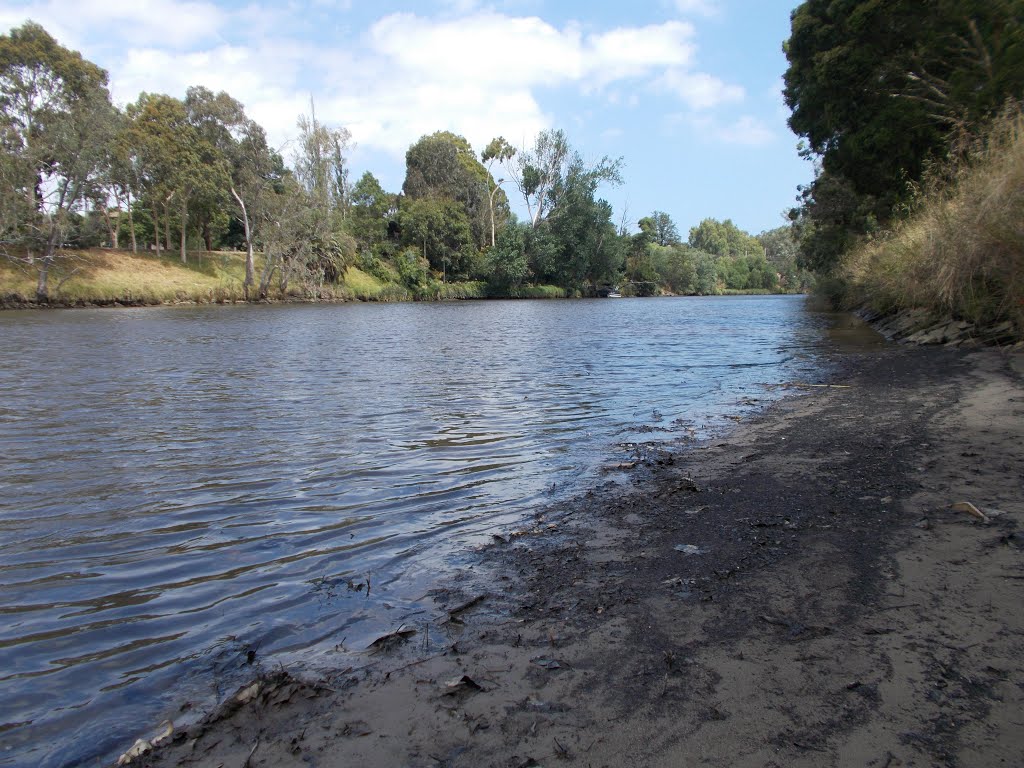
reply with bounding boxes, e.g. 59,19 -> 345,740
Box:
657,70 -> 744,110
718,115 -> 776,145
0,0 -> 226,50
681,114 -> 776,146
0,2 -> 748,158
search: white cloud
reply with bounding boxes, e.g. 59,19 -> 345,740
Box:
0,0 -> 226,50
0,3 -> 749,159
657,70 -> 744,110
682,114 -> 776,146
718,115 -> 775,145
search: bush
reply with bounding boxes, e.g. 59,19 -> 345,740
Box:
839,104 -> 1024,330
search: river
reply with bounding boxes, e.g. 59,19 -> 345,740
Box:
0,296 -> 845,767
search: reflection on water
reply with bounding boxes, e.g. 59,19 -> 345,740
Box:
1,296 -> 838,767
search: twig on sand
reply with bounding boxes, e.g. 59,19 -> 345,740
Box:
243,738 -> 259,768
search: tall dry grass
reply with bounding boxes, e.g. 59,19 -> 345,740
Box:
841,106 -> 1024,330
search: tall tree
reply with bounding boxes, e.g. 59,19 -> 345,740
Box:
349,171 -> 394,253
687,218 -> 762,258
124,93 -> 199,259
481,136 -> 515,247
511,129 -> 623,230
403,131 -> 497,250
0,21 -> 116,299
646,210 -> 681,246
784,0 -> 1024,273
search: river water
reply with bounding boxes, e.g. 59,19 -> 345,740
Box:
0,296 -> 843,767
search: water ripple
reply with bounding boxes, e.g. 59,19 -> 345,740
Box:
0,296 -> 834,767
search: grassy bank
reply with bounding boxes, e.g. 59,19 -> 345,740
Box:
0,249 -> 572,308
834,108 -> 1024,336
0,249 -> 258,306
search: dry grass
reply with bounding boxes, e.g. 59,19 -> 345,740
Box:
0,248 -> 253,305
841,107 -> 1024,330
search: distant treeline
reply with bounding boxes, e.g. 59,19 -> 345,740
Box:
0,21 -> 808,304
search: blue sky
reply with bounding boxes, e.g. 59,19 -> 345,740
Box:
0,0 -> 811,236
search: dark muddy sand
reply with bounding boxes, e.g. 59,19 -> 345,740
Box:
128,344 -> 1024,768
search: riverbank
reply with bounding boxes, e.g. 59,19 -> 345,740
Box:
120,341 -> 1024,767
1,249 -> 803,309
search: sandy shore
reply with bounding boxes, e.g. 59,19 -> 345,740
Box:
130,342 -> 1024,768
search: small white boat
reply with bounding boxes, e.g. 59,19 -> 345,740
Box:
606,290 -> 622,298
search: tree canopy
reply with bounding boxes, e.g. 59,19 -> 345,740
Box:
783,0 -> 1024,274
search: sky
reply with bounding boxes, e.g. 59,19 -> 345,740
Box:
0,0 -> 812,236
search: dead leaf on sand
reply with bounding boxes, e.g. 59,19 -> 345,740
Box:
442,675 -> 484,696
950,500 -> 989,523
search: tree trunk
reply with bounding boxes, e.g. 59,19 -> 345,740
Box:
164,203 -> 171,255
153,206 -> 161,256
231,186 -> 255,300
180,198 -> 188,263
102,206 -> 118,249
127,197 -> 137,254
203,220 -> 212,252
259,243 -> 277,299
36,258 -> 49,302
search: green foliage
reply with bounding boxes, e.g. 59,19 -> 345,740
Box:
486,222 -> 530,291
394,246 -> 430,289
784,0 -> 1024,274
641,211 -> 681,246
399,197 -> 475,279
650,244 -> 696,295
0,22 -> 117,298
403,131 -> 501,250
693,250 -> 720,295
348,171 -> 393,253
688,217 -> 763,259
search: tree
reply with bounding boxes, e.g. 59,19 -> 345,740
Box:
511,129 -> 622,229
348,171 -> 394,253
645,210 -> 681,246
687,218 -> 762,258
0,22 -> 116,299
399,197 -> 475,280
486,220 -> 530,291
651,244 -> 697,295
294,101 -> 352,225
403,131 -> 498,250
291,104 -> 355,292
783,0 -> 1024,273
124,93 -> 199,259
481,136 -> 516,247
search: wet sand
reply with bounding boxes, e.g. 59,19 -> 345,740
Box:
130,343 -> 1024,768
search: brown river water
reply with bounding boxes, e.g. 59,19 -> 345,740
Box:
0,296 -> 857,767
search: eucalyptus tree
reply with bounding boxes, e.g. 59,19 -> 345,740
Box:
124,92 -> 200,259
0,21 -> 116,299
294,103 -> 352,225
506,129 -> 624,292
511,129 -> 622,230
184,85 -> 279,296
290,105 -> 355,289
481,136 -> 515,247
